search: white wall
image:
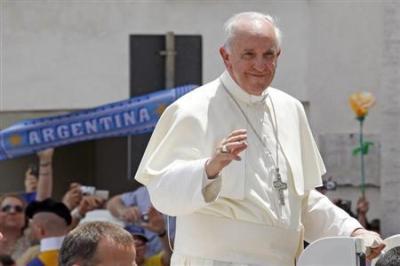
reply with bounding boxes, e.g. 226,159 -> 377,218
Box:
308,1 -> 382,135
1,0 -> 311,111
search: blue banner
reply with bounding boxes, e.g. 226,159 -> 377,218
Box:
0,85 -> 197,160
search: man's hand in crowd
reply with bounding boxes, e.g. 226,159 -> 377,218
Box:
141,206 -> 166,235
119,206 -> 142,224
206,129 -> 248,178
78,195 -> 105,216
357,196 -> 369,215
62,182 -> 83,210
351,228 -> 385,260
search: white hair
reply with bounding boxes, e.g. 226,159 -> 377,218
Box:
223,12 -> 282,51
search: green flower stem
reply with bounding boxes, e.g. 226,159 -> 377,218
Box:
358,116 -> 366,197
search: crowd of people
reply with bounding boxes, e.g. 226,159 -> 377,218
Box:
0,148 -> 174,266
0,153 -> 382,266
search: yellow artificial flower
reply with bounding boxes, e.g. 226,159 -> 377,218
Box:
349,92 -> 376,118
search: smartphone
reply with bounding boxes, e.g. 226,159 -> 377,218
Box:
28,163 -> 39,177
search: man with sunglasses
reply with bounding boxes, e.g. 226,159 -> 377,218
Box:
0,194 -> 30,260
0,204 -> 24,214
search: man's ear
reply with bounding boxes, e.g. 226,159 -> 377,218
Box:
219,46 -> 231,69
34,224 -> 45,237
277,48 -> 281,58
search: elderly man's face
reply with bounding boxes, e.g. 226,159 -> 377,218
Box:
220,19 -> 280,96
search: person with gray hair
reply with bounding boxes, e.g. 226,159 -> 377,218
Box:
375,247 -> 400,266
59,221 -> 136,266
135,11 -> 384,265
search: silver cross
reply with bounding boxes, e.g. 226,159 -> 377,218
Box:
273,168 -> 287,205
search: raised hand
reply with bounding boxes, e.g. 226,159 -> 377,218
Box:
205,129 -> 248,178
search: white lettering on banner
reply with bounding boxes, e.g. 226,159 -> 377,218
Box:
42,128 -> 56,142
71,122 -> 84,136
84,120 -> 98,134
99,117 -> 113,130
114,114 -> 122,128
123,111 -> 136,126
57,125 -> 70,139
29,131 -> 41,145
139,108 -> 151,123
26,108 -> 155,146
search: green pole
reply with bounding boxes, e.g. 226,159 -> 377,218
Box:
359,117 -> 365,197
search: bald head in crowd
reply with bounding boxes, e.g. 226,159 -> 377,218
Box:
59,221 -> 136,266
32,212 -> 69,238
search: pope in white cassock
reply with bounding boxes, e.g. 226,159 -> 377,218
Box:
135,12 -> 385,266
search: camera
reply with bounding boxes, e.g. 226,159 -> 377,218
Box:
80,186 -> 110,200
80,186 -> 96,196
28,163 -> 39,177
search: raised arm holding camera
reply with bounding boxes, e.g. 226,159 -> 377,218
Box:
107,186 -> 175,258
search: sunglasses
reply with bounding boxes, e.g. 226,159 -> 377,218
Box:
1,205 -> 24,213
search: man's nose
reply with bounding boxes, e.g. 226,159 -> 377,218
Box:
253,57 -> 269,71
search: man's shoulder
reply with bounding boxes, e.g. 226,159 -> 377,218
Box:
269,87 -> 299,101
144,252 -> 163,266
121,186 -> 149,205
166,78 -> 221,115
27,250 -> 59,266
26,257 -> 45,266
176,78 -> 219,104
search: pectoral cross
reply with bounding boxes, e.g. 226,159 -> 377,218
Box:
273,168 -> 287,206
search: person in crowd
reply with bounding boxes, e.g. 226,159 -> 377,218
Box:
357,196 -> 381,233
70,193 -> 105,228
333,198 -> 356,218
60,181 -> 105,227
134,11 -> 385,265
1,148 -> 54,263
24,198 -> 71,266
107,186 -> 175,257
61,183 -> 83,211
0,194 -> 32,260
59,221 -> 136,266
126,206 -> 173,266
22,149 -> 55,204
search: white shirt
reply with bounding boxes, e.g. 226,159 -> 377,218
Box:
40,236 -> 65,252
135,71 -> 362,265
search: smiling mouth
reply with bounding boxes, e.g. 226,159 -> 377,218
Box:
248,73 -> 267,78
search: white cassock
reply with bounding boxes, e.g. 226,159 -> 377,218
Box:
135,71 -> 362,266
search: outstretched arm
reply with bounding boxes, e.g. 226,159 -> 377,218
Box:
35,148 -> 54,201
302,190 -> 384,260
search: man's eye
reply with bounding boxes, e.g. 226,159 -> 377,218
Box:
264,51 -> 277,59
242,53 -> 254,59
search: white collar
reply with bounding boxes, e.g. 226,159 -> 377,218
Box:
220,71 -> 269,104
40,236 -> 65,252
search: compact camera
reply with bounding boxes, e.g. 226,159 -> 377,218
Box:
80,186 -> 109,200
80,185 -> 96,196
